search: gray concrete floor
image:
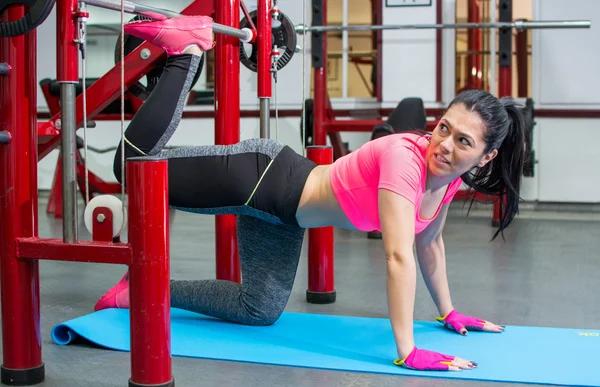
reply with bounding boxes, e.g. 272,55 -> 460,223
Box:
1,196 -> 599,387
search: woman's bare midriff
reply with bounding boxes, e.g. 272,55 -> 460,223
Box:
295,165 -> 357,230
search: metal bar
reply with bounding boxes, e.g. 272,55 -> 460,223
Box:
0,131 -> 9,144
214,0 -> 241,284
60,84 -> 78,243
16,238 -> 132,265
259,99 -> 270,138
306,146 -> 336,305
297,19 -> 591,33
58,0 -> 80,243
324,119 -> 438,132
127,158 -> 173,386
257,0 -> 271,138
0,5 -> 45,385
83,0 -> 253,41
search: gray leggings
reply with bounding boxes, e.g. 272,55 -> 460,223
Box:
116,53 -> 313,325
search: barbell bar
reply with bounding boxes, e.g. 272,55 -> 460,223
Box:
295,19 -> 591,33
82,0 -> 254,42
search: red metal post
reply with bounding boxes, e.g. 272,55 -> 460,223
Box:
257,0 -> 272,99
493,65 -> 512,226
313,0 -> 328,146
127,159 -> 173,387
498,67 -> 512,97
0,6 -> 45,385
57,0 -> 78,82
467,0 -> 482,90
516,28 -> 529,97
313,70 -> 327,146
214,0 -> 241,283
306,146 -> 336,304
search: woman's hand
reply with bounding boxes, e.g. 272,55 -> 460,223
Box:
394,346 -> 477,371
436,309 -> 505,335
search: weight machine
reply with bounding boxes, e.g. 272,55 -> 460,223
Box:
0,0 -> 591,384
0,0 -> 280,385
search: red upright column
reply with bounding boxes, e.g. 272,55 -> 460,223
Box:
493,0 -> 513,227
306,146 -> 336,304
0,6 -> 45,386
257,0 -> 272,99
312,0 -> 328,146
515,28 -> 528,97
56,0 -> 78,82
214,0 -> 241,283
127,158 -> 173,387
467,0 -> 482,90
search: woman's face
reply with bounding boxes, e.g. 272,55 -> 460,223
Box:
426,103 -> 498,179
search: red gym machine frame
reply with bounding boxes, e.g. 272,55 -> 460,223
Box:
0,0 -> 274,385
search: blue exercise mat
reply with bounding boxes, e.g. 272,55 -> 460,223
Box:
51,308 -> 599,386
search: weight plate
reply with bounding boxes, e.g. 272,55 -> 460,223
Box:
240,10 -> 297,72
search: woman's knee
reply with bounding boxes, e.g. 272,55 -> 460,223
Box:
245,307 -> 284,326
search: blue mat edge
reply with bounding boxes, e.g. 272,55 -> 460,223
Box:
48,309 -> 600,387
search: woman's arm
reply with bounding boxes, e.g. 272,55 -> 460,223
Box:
414,203 -> 455,318
415,204 -> 505,335
379,190 -> 478,371
378,189 -> 418,359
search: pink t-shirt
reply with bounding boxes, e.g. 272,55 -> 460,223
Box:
329,133 -> 462,234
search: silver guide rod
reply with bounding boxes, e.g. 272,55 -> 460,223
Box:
60,84 -> 78,244
296,20 -> 591,33
83,0 -> 253,42
259,99 -> 270,139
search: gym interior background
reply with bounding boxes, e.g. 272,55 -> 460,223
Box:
34,0 -> 599,206
4,0 -> 599,386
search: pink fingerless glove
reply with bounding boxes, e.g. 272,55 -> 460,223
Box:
436,309 -> 485,334
393,346 -> 455,371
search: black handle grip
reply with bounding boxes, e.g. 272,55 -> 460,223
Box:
0,131 -> 10,144
0,63 -> 10,76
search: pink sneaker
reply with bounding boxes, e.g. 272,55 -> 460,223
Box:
124,15 -> 215,56
94,272 -> 130,311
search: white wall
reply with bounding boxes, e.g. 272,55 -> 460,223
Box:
381,3 -> 439,104
527,0 -> 600,203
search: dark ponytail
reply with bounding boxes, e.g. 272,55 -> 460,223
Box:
448,90 -> 526,240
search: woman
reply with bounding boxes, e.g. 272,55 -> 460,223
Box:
94,15 -> 525,372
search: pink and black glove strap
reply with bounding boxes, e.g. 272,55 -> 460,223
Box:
435,309 -> 485,334
393,347 -> 456,371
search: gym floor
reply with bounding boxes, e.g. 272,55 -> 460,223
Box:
1,195 -> 599,387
